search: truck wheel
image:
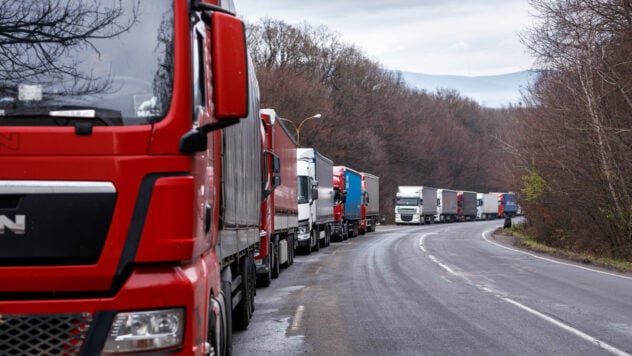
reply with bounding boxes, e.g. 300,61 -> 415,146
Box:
256,244 -> 272,288
288,235 -> 295,266
233,256 -> 253,330
352,223 -> 359,237
220,281 -> 233,356
311,229 -> 320,252
325,225 -> 331,246
271,237 -> 280,279
319,227 -> 327,248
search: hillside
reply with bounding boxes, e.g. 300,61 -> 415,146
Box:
400,70 -> 540,108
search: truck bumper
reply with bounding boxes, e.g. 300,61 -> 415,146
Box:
255,255 -> 270,275
297,232 -> 311,250
330,221 -> 346,237
395,214 -> 421,224
0,257 -> 217,355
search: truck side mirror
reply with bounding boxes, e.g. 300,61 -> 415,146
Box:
210,11 -> 249,119
311,188 -> 319,200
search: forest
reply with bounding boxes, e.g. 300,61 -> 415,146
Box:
245,0 -> 632,260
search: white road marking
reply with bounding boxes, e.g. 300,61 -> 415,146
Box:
290,305 -> 305,332
315,266 -> 322,275
481,229 -> 632,281
426,250 -> 630,355
418,233 -> 436,252
502,297 -> 631,356
428,254 -> 457,275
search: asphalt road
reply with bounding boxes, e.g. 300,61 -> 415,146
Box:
233,220 -> 632,355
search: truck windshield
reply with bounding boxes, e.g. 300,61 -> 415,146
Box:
396,198 -> 419,206
0,0 -> 173,126
297,176 -> 309,204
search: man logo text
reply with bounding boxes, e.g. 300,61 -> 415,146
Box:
0,215 -> 26,234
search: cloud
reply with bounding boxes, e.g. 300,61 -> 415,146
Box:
237,0 -> 534,75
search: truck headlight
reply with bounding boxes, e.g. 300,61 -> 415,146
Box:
298,225 -> 308,235
102,308 -> 184,354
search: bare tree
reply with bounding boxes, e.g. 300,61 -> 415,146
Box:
519,0 -> 632,257
0,0 -> 138,95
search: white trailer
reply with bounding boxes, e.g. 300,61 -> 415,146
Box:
395,186 -> 437,224
297,148 -> 334,250
435,189 -> 458,223
477,193 -> 498,220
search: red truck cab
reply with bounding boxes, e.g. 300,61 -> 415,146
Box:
0,1 -> 256,355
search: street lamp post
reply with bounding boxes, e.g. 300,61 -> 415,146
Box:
279,113 -> 322,146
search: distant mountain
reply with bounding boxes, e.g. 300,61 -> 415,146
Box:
399,70 -> 540,108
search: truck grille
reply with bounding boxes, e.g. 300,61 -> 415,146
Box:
398,207 -> 416,214
0,313 -> 92,355
400,215 -> 413,222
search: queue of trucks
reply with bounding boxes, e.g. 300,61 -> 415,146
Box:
395,186 -> 518,224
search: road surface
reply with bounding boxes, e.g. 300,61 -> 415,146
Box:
234,220 -> 632,355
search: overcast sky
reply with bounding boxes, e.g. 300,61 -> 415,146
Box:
235,0 -> 536,76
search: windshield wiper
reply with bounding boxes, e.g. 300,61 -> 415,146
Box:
0,105 -> 123,132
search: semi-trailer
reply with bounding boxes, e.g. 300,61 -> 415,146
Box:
457,190 -> 478,221
498,192 -> 519,218
395,186 -> 438,224
256,109 -> 298,286
477,192 -> 499,219
297,148 -> 334,252
361,172 -> 380,232
332,166 -> 363,240
435,189 -> 458,223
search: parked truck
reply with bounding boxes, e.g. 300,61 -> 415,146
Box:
498,192 -> 519,218
332,166 -> 363,240
457,190 -> 478,221
297,148 -> 334,252
477,192 -> 499,219
256,109 -> 298,286
395,186 -> 438,224
361,172 -> 380,233
435,189 -> 458,223
0,2 -> 258,355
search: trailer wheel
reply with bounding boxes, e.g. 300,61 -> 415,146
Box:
233,255 -> 254,330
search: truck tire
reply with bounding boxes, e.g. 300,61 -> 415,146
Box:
311,229 -> 320,252
256,243 -> 272,288
233,255 -> 254,330
282,234 -> 293,268
220,281 -> 233,356
319,227 -> 327,248
271,236 -> 280,279
289,235 -> 295,265
325,225 -> 331,246
351,222 -> 359,238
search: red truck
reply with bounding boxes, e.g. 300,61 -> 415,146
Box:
1,1 -> 259,355
361,172 -> 380,233
256,109 -> 298,287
